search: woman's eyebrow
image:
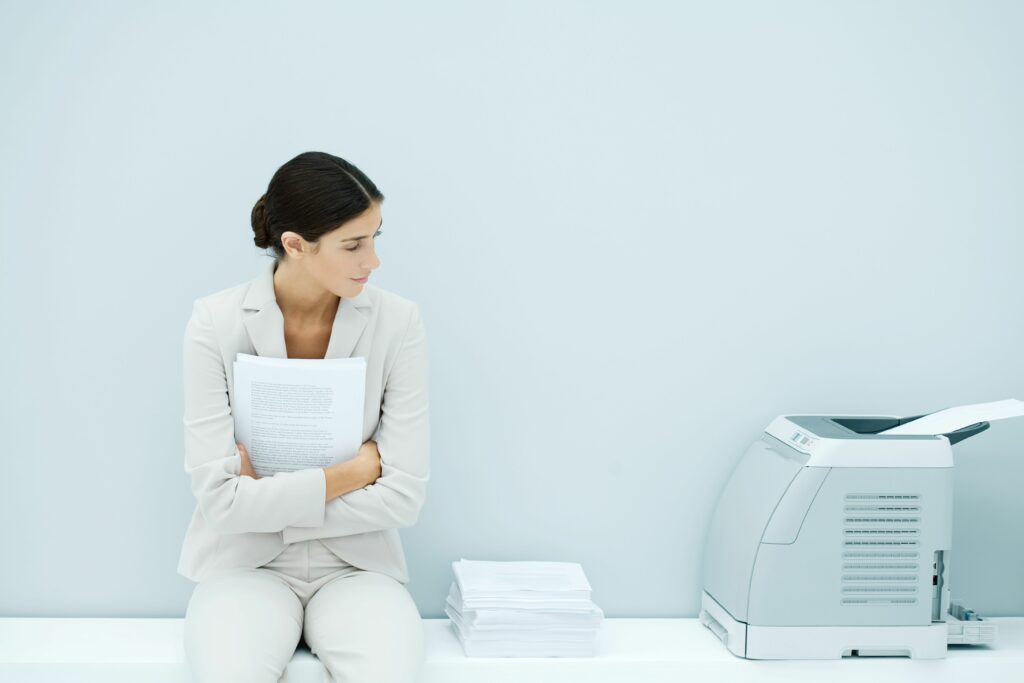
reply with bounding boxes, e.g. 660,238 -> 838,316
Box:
341,220 -> 383,242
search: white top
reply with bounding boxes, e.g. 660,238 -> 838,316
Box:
765,416 -> 954,469
1,617 -> 1022,683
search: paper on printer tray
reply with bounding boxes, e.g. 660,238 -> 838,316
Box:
880,398 -> 1024,436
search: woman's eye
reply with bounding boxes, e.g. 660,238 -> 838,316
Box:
345,229 -> 382,252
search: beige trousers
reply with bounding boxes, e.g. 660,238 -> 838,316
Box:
183,538 -> 425,683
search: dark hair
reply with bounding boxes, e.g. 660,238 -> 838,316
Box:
251,151 -> 384,261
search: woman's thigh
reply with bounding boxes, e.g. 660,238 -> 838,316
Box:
304,571 -> 426,683
184,569 -> 304,683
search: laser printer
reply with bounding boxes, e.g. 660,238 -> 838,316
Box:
699,412 -> 999,659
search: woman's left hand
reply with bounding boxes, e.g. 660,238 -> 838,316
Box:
237,442 -> 261,479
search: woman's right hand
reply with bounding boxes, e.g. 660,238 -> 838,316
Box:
237,442 -> 260,479
323,440 -> 382,502
354,439 -> 382,487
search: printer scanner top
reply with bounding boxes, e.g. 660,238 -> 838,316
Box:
765,414 -> 989,469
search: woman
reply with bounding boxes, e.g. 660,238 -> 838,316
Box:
179,151 -> 429,682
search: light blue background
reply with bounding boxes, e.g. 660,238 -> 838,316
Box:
2,0 -> 1022,619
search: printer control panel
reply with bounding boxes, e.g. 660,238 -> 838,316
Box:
787,430 -> 819,454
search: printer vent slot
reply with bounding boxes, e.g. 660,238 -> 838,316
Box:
843,540 -> 919,546
843,551 -> 919,559
844,517 -> 921,524
843,563 -> 919,571
843,529 -> 919,537
841,493 -> 921,606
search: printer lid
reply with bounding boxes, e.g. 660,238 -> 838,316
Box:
764,414 -> 988,468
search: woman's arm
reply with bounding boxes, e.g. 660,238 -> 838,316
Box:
324,440 -> 382,501
183,297 -> 328,534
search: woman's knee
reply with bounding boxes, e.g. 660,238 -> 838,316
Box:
184,570 -> 303,683
304,572 -> 425,682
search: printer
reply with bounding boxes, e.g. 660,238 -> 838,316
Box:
699,412 -> 997,659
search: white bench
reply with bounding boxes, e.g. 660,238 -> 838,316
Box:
1,617 -> 1022,682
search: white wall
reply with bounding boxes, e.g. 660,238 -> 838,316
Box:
2,0 -> 1022,618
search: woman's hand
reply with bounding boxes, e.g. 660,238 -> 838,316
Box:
355,439 -> 382,487
323,440 -> 382,502
237,442 -> 261,479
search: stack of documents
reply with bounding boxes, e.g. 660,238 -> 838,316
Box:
444,559 -> 604,657
232,353 -> 366,477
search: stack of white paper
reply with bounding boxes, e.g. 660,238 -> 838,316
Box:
444,559 -> 604,657
232,353 -> 366,477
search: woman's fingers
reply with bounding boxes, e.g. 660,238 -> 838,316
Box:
236,442 -> 259,479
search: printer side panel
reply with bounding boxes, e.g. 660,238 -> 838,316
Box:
703,435 -> 804,623
746,466 -> 953,627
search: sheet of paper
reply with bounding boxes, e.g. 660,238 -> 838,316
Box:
880,398 -> 1024,436
446,584 -> 604,625
453,559 -> 593,595
232,353 -> 366,477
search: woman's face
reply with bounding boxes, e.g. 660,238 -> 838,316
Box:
307,202 -> 383,298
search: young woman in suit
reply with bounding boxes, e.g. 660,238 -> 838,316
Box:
180,151 -> 429,682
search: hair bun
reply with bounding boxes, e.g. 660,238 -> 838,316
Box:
251,194 -> 271,248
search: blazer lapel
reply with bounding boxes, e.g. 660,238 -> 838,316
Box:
241,260 -> 372,359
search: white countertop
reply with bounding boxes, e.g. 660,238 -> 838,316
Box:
0,617 -> 1020,683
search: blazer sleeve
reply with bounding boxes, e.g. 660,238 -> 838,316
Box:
280,302 -> 430,543
183,298 -> 328,535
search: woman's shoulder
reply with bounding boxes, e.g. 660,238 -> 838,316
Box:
191,281 -> 250,321
363,282 -> 418,313
183,273 -> 257,343
363,283 -> 423,334
193,263 -> 273,319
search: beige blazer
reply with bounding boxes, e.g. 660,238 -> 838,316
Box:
177,259 -> 429,585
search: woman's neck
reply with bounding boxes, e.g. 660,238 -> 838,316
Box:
272,260 -> 339,324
